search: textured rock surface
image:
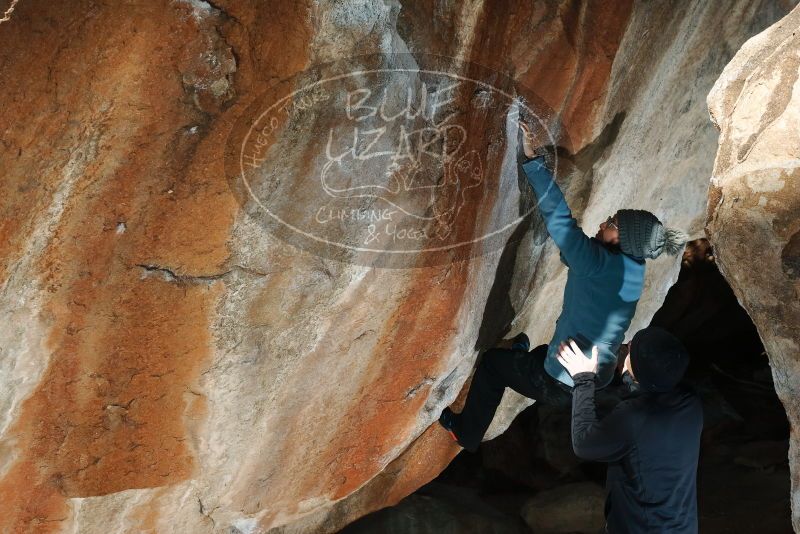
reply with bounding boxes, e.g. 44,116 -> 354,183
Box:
520,482 -> 605,534
340,482 -> 530,534
706,3 -> 800,528
0,1 -> 794,533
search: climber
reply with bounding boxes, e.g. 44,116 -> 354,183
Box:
437,120 -> 689,452
557,327 -> 703,533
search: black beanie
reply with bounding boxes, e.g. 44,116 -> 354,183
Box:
630,327 -> 689,392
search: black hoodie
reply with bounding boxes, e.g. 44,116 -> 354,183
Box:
570,371 -> 703,533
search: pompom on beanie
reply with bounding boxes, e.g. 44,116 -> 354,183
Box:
616,209 -> 689,260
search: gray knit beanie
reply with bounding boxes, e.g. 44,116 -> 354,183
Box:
616,209 -> 688,260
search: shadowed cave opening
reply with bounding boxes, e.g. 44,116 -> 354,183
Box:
341,239 -> 791,534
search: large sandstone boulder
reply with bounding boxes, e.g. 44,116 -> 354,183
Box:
0,0 -> 793,532
705,3 -> 800,529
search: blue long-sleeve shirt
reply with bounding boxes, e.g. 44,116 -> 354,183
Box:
522,157 -> 645,387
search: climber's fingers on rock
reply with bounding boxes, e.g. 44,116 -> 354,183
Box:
518,120 -> 533,139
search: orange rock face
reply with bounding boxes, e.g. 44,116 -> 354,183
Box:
1,1 -> 241,529
0,0 -> 792,532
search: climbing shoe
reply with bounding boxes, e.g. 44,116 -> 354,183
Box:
438,407 -> 463,446
511,332 -> 530,352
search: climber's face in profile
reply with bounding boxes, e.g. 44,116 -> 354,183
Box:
596,213 -> 620,245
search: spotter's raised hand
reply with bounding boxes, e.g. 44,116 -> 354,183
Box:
557,339 -> 599,377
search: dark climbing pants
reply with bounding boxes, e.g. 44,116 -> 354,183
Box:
458,344 -> 573,452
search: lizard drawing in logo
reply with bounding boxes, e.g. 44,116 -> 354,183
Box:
320,121 -> 484,241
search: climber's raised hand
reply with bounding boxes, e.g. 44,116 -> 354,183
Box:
518,120 -> 537,159
557,339 -> 599,377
